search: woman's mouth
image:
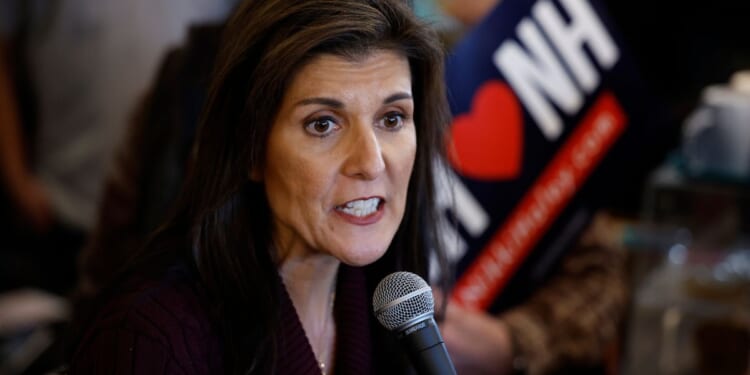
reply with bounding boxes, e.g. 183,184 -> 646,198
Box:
335,197 -> 384,218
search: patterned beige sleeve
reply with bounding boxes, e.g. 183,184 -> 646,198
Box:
500,220 -> 629,375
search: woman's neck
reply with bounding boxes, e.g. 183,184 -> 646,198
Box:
278,251 -> 340,372
279,253 -> 340,322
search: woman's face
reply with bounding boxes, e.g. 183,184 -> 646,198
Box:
262,50 -> 416,266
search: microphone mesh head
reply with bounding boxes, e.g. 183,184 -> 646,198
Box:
372,271 -> 434,331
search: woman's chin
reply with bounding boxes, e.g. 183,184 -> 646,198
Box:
333,245 -> 389,267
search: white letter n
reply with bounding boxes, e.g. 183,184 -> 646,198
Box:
494,18 -> 581,141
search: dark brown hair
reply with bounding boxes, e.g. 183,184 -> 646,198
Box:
137,0 -> 451,373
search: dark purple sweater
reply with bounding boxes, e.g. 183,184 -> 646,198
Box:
70,264 -> 378,374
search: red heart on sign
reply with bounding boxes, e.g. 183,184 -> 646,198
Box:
447,80 -> 523,180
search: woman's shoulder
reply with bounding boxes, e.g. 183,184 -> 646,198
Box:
98,265 -> 213,336
70,264 -> 223,374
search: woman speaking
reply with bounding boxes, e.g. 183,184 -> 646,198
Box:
70,0 -> 451,373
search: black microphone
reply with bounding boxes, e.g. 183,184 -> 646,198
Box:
372,272 -> 457,375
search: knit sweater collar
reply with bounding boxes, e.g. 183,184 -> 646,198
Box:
277,264 -> 373,375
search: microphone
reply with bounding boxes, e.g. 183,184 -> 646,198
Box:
372,272 -> 457,375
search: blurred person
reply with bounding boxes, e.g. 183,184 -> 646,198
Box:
0,0 -> 236,294
432,1 -> 631,374
69,0 -> 452,374
0,40 -> 49,231
76,23 -> 223,299
440,212 -> 629,375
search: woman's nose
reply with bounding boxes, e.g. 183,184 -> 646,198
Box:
341,123 -> 386,180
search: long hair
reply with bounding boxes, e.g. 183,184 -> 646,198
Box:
132,0 -> 451,373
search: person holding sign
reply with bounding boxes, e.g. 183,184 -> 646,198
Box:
436,0 -> 633,374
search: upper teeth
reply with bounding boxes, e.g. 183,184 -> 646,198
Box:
338,198 -> 380,217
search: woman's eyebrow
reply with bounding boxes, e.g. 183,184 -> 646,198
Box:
384,92 -> 412,104
295,97 -> 343,108
295,92 -> 412,108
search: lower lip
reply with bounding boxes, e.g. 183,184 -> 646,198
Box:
334,203 -> 385,225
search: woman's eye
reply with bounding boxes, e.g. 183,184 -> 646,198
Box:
380,112 -> 405,130
304,117 -> 338,137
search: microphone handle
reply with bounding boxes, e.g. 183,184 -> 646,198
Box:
398,317 -> 458,375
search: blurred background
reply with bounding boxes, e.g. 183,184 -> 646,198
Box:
1,0 -> 748,374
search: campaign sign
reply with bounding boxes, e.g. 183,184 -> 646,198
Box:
442,0 -> 665,312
